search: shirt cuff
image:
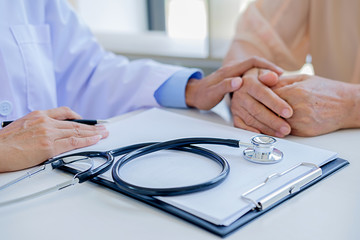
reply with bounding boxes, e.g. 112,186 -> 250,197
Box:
154,68 -> 203,108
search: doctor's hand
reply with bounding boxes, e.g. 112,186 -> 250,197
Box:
185,57 -> 284,111
0,107 -> 109,172
230,68 -> 293,137
272,74 -> 360,136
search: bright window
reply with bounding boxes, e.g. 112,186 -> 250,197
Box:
70,0 -> 253,60
167,0 -> 207,40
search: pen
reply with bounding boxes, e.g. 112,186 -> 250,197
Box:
1,119 -> 108,128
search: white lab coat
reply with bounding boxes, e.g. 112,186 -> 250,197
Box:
0,0 -> 185,120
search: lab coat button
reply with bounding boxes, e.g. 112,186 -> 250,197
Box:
0,100 -> 13,116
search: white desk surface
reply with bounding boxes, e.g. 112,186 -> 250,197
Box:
0,107 -> 359,240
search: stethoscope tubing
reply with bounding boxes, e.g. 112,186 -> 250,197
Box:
111,138 -> 238,196
1,136 -> 281,206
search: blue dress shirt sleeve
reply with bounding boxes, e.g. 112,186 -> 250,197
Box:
154,68 -> 203,108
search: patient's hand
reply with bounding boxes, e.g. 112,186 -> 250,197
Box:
272,74 -> 360,136
230,68 -> 293,137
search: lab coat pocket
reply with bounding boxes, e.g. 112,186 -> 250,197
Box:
10,24 -> 57,111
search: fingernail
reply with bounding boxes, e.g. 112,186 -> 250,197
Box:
231,78 -> 242,89
280,126 -> 290,135
91,135 -> 102,141
95,124 -> 106,129
99,129 -> 109,135
276,66 -> 284,74
281,109 -> 292,118
259,69 -> 269,77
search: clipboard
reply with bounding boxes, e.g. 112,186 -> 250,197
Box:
59,157 -> 348,237
56,108 -> 349,237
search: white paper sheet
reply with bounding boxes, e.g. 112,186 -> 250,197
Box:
63,108 -> 337,226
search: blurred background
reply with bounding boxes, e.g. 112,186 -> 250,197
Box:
69,0 -> 313,76
68,0 -> 253,75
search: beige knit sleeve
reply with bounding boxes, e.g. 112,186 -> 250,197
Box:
234,0 -> 310,70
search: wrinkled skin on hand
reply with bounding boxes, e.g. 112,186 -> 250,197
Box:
272,74 -> 360,136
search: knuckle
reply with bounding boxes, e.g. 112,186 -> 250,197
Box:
233,116 -> 248,129
60,106 -> 73,115
246,99 -> 259,113
249,56 -> 260,63
230,102 -> 238,113
38,137 -> 53,152
38,126 -> 52,136
73,129 -> 81,137
30,110 -> 43,116
216,66 -> 228,78
36,116 -> 49,125
232,88 -> 245,100
68,136 -> 80,147
248,82 -> 263,95
23,111 -> 51,128
233,118 -> 243,129
72,125 -> 82,137
251,106 -> 263,119
297,88 -> 308,98
241,74 -> 252,83
242,113 -> 256,126
29,110 -> 46,120
250,56 -> 257,61
85,136 -> 95,145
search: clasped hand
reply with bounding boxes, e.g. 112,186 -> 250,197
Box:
272,74 -> 359,136
230,67 -> 359,137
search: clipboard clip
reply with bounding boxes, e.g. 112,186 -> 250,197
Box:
241,162 -> 322,211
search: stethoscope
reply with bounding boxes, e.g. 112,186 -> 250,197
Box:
0,151 -> 114,206
0,135 -> 283,205
112,135 -> 283,196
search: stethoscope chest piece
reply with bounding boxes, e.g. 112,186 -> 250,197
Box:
243,135 -> 283,164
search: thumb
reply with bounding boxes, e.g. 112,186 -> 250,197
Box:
46,107 -> 82,120
185,77 -> 243,110
221,77 -> 243,92
203,77 -> 242,110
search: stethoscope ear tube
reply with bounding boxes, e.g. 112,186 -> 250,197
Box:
49,151 -> 114,183
75,152 -> 114,183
